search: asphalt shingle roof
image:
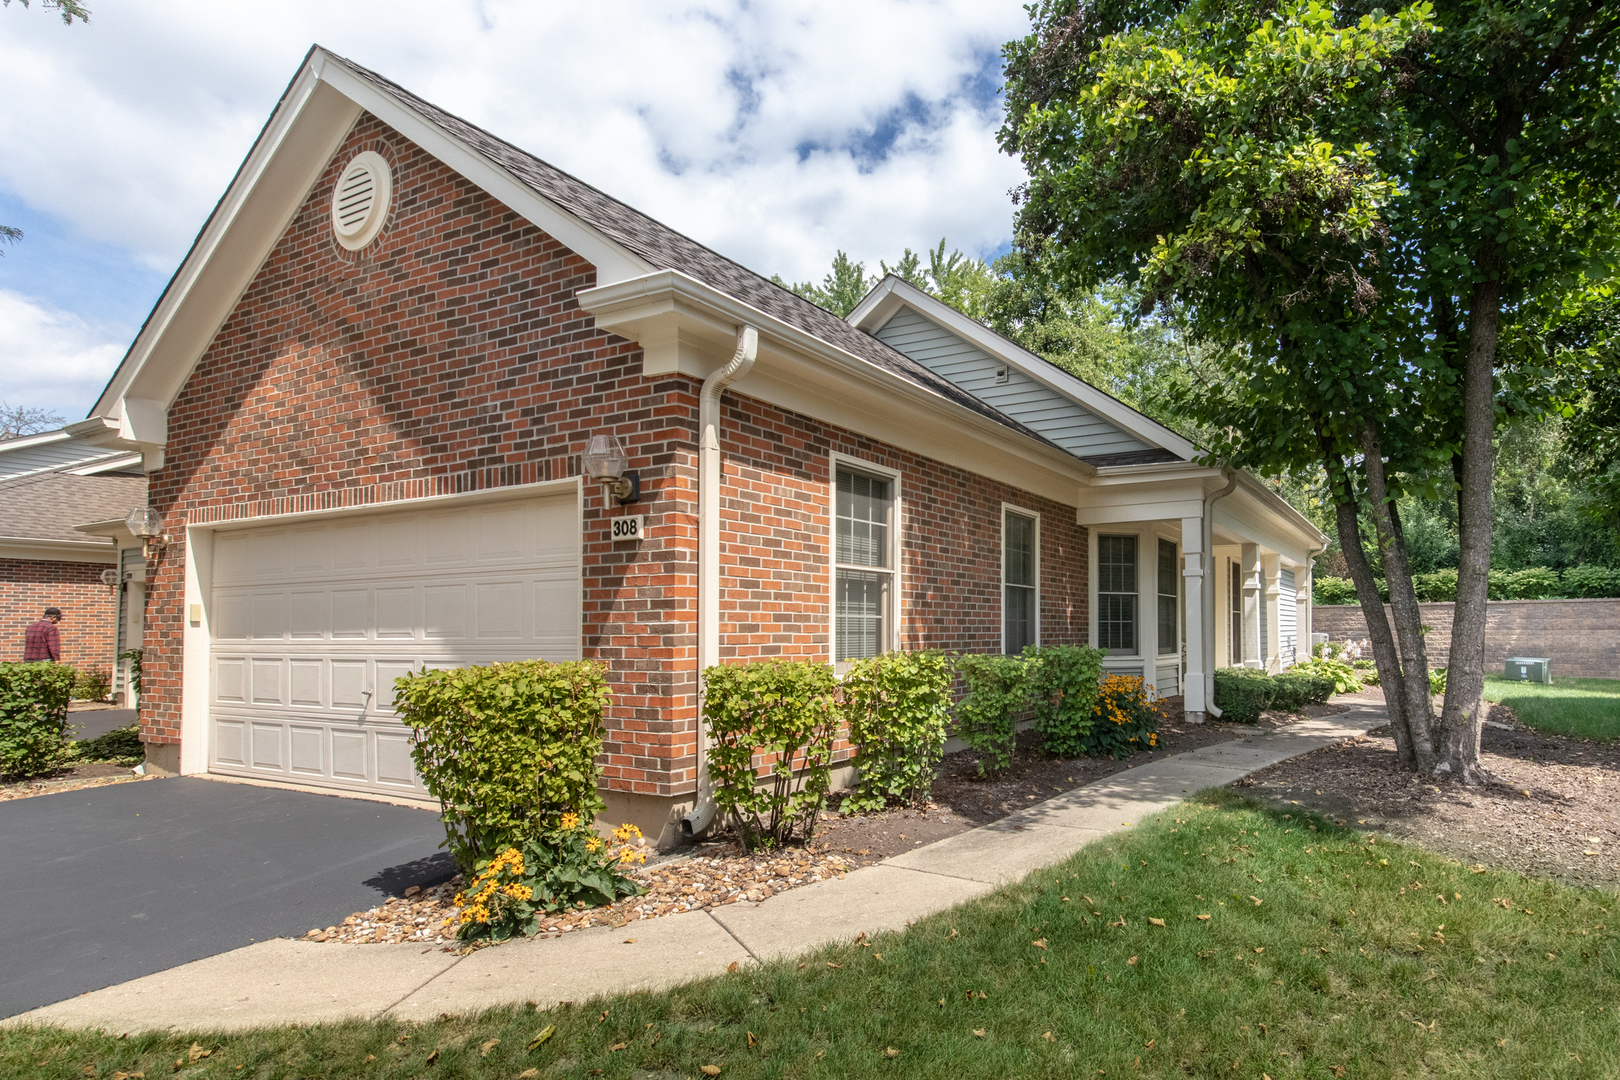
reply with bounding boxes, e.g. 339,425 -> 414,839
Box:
0,472 -> 146,545
336,55 -> 1064,452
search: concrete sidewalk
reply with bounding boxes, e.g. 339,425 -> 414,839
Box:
13,705 -> 1386,1032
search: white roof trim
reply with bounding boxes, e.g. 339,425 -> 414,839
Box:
0,429 -> 73,453
847,276 -> 1200,462
88,47 -> 652,426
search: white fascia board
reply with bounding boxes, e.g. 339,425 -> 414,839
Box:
848,276 -> 1201,462
0,537 -> 118,563
70,454 -> 145,476
0,429 -> 72,453
580,270 -> 1097,504
75,518 -> 136,543
94,66 -> 359,419
314,57 -> 651,285
1232,473 -> 1329,548
1213,488 -> 1315,565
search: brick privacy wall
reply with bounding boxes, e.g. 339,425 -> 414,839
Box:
1313,599 -> 1620,679
1,558 -> 117,671
143,112 -> 704,798
717,393 -> 1088,659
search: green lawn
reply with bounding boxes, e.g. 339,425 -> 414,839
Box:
10,793 -> 1618,1079
1483,673 -> 1620,740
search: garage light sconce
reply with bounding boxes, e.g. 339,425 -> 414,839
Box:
582,433 -> 640,505
126,507 -> 168,560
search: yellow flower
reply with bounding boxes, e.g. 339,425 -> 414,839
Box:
586,837 -> 603,853
560,812 -> 581,830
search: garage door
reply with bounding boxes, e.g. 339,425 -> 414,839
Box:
207,491 -> 580,796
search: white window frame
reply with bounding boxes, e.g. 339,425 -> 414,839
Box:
1092,530 -> 1142,657
828,451 -> 903,670
1000,503 -> 1040,655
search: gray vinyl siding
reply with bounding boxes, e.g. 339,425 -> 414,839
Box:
0,436 -> 122,481
1279,568 -> 1298,667
874,309 -> 1150,459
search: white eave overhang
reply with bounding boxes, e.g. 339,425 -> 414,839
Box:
0,534 -> 117,562
579,269 -> 1098,506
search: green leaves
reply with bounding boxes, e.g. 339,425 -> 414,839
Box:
952,653 -> 1033,777
393,660 -> 611,873
842,650 -> 953,813
0,661 -> 78,779
703,660 -> 840,851
1026,645 -> 1107,758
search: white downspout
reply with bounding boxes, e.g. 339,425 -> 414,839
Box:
680,325 -> 758,839
1200,468 -> 1239,720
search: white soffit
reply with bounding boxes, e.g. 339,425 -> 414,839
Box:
847,277 -> 1200,462
89,47 -> 650,425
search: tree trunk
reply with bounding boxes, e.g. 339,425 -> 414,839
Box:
1437,278 -> 1498,783
1360,424 -> 1437,771
1316,435 -> 1415,767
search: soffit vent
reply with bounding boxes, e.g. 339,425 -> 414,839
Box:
330,151 -> 392,251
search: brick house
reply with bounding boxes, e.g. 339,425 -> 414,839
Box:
73,49 -> 1326,844
0,429 -> 147,691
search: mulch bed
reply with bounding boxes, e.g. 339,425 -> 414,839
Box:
314,695 -> 1346,947
0,764 -> 154,802
1236,700 -> 1620,890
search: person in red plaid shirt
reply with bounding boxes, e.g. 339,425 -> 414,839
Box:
23,607 -> 62,662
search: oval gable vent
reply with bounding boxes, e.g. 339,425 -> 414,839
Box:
331,151 -> 392,251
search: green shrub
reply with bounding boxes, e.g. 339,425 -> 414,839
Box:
952,653 -> 1030,776
1564,564 -> 1620,598
450,822 -> 645,943
1312,575 -> 1357,605
1271,670 -> 1336,710
1024,644 -> 1106,758
1430,666 -> 1448,697
842,650 -> 952,813
702,659 -> 839,851
1213,667 -> 1274,723
1083,673 -> 1164,758
1291,655 -> 1364,694
394,659 -> 612,874
77,722 -> 142,763
1413,568 -> 1459,602
0,662 -> 77,778
119,648 -> 143,696
72,667 -> 111,703
1505,566 -> 1561,599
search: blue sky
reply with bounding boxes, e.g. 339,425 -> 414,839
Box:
0,1 -> 1032,421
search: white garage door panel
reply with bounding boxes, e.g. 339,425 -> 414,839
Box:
208,494 -> 580,796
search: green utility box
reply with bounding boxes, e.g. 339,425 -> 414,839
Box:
1505,657 -> 1552,684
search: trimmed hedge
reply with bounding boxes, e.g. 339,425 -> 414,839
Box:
0,662 -> 78,778
1314,565 -> 1620,605
1212,665 -> 1335,723
951,653 -> 1031,776
702,659 -> 839,851
842,650 -> 952,812
1026,644 -> 1107,758
394,659 -> 612,873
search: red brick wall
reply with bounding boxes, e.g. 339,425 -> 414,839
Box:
142,110 -> 1091,802
717,394 -> 1088,659
1,558 -> 117,672
142,113 -> 703,798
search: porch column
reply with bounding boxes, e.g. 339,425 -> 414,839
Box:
1181,515 -> 1207,719
1263,553 -> 1282,673
1241,543 -> 1263,668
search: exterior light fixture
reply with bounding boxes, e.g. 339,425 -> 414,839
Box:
582,433 -> 640,504
126,507 -> 168,559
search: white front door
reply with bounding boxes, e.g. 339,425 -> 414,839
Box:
206,491 -> 580,795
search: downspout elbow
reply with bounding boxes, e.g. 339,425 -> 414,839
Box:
681,326 -> 758,842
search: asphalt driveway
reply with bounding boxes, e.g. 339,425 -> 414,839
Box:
0,777 -> 454,1019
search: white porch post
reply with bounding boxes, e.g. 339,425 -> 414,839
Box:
1181,515 -> 1207,719
1241,543 -> 1263,668
1263,553 -> 1282,673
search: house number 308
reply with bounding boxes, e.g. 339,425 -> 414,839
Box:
611,516 -> 645,542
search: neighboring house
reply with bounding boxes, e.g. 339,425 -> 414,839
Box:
70,48 -> 1326,843
0,429 -> 147,689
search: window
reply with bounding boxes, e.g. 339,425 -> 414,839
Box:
1097,534 -> 1137,653
1003,510 -> 1038,653
834,467 -> 894,663
1229,559 -> 1243,664
1157,538 -> 1178,655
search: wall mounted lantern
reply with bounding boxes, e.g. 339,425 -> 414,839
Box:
126,507 -> 168,560
582,433 -> 640,504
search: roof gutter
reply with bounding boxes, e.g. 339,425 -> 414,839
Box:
679,325 -> 758,841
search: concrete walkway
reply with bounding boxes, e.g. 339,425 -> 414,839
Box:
13,705 -> 1386,1032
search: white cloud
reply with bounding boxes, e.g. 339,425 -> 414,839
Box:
0,1 -> 1033,413
0,289 -> 128,414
